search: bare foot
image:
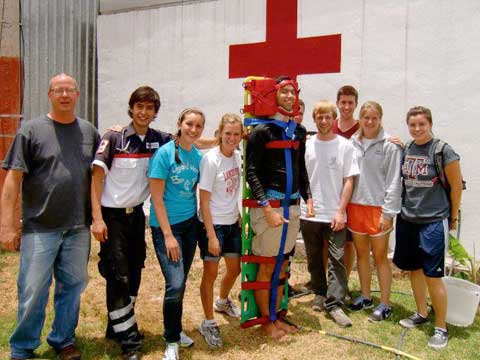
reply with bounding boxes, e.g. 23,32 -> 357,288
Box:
274,319 -> 298,334
261,322 -> 287,340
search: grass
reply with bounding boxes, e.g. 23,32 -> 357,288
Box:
1,232 -> 479,360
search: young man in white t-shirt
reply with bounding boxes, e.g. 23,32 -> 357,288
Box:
300,100 -> 359,327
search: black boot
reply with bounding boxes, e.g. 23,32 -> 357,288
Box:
123,350 -> 142,360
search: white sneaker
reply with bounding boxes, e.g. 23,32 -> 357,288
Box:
179,331 -> 194,348
199,320 -> 223,348
163,342 -> 179,360
214,298 -> 241,318
428,328 -> 449,350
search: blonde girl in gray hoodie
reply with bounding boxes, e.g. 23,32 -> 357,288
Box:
346,101 -> 402,322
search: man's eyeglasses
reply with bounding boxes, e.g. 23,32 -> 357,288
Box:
50,87 -> 77,95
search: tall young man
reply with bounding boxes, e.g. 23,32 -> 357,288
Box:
334,85 -> 360,138
1,74 -> 99,360
300,100 -> 359,327
90,86 -> 173,360
246,77 -> 312,340
334,86 -> 360,281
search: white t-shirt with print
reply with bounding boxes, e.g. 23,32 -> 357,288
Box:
198,146 -> 241,225
301,135 -> 359,222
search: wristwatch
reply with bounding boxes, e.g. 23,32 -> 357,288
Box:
258,199 -> 270,208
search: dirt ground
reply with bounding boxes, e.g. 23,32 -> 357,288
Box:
1,229 -> 478,359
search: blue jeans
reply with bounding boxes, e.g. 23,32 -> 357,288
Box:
10,227 -> 91,359
151,216 -> 198,343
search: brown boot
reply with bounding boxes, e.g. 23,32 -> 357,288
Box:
56,345 -> 81,360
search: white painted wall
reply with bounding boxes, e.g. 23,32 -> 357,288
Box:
97,0 -> 480,254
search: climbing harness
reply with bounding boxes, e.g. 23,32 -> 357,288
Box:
240,76 -> 300,327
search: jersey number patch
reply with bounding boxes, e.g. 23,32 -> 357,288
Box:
97,139 -> 109,154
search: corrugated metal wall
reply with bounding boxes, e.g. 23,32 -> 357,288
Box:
21,0 -> 98,125
100,0 -> 218,14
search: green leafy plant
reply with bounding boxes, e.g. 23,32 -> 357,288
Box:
449,233 -> 480,284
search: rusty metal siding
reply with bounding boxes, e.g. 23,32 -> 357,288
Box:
21,0 -> 98,125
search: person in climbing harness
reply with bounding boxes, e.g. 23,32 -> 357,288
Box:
245,76 -> 312,340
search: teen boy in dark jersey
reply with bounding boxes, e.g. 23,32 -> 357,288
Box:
91,86 -> 172,360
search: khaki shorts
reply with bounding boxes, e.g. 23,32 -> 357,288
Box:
250,205 -> 300,257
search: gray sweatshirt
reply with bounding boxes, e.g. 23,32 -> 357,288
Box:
350,129 -> 402,218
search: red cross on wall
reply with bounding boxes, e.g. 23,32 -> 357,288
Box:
229,0 -> 341,80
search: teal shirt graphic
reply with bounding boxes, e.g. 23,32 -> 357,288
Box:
148,140 -> 203,226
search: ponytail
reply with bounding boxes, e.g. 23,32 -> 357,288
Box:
174,129 -> 182,164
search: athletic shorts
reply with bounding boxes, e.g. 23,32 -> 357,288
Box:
347,203 -> 392,237
198,223 -> 241,262
393,216 -> 449,278
250,205 -> 300,257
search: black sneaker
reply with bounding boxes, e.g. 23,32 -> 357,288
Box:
368,303 -> 392,322
288,285 -> 301,298
106,325 -> 118,342
348,295 -> 373,312
123,350 -> 142,360
399,312 -> 429,328
288,285 -> 313,299
311,294 -> 326,312
106,327 -> 144,342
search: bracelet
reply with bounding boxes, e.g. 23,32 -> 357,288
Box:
258,199 -> 270,208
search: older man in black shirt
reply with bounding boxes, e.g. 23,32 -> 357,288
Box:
1,73 -> 99,360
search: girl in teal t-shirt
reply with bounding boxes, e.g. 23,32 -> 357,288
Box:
148,108 -> 205,359
149,139 -> 203,225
